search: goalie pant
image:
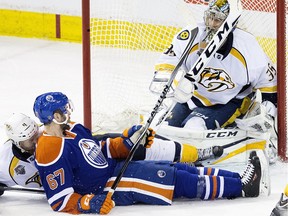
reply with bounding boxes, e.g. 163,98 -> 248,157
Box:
101,161 -> 242,206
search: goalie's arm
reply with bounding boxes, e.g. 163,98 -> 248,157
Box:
149,25 -> 199,96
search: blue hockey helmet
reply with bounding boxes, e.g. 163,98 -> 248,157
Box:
33,92 -> 70,124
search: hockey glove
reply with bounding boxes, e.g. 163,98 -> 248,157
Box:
0,183 -> 7,196
172,74 -> 196,104
122,125 -> 155,149
78,192 -> 115,215
149,70 -> 174,96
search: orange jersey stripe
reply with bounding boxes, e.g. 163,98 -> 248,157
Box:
105,177 -> 174,202
211,176 -> 218,200
206,167 -> 212,176
60,193 -> 82,214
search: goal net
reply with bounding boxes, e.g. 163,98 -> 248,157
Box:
85,0 -> 287,159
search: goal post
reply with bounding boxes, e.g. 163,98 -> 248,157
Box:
82,0 -> 92,130
82,0 -> 288,161
276,0 -> 287,161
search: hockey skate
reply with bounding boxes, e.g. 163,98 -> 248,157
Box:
241,151 -> 262,197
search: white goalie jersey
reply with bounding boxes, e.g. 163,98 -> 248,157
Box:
0,140 -> 42,188
155,23 -> 277,108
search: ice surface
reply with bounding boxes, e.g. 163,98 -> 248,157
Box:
0,36 -> 287,216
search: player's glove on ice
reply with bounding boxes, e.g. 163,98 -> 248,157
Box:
122,125 -> 155,149
78,192 -> 115,214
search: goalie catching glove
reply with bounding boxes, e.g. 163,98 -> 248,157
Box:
122,125 -> 155,150
235,100 -> 275,133
172,73 -> 197,104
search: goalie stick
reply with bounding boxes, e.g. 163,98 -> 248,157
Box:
108,0 -> 243,200
211,140 -> 266,165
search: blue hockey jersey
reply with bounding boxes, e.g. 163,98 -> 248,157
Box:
35,122 -> 176,214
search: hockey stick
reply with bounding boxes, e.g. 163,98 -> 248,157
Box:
222,137 -> 252,149
106,28 -> 198,195
0,185 -> 45,194
211,140 -> 266,165
108,0 -> 243,198
155,100 -> 177,127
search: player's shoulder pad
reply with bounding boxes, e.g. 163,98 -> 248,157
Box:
36,135 -> 63,165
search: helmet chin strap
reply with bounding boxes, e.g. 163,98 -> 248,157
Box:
52,113 -> 70,125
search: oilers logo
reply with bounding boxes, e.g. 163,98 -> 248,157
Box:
79,139 -> 108,168
157,170 -> 166,178
199,67 -> 235,92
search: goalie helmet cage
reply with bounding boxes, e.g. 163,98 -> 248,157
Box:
82,0 -> 288,161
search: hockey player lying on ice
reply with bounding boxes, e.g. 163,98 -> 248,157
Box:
31,91 -> 269,214
0,111 -> 223,195
0,113 -> 42,194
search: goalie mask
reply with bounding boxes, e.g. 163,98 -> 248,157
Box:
5,113 -> 39,152
203,0 -> 230,43
33,92 -> 73,124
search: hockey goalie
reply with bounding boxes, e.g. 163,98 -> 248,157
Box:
148,0 -> 277,168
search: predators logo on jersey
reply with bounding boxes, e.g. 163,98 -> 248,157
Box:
177,30 -> 189,40
199,67 -> 235,92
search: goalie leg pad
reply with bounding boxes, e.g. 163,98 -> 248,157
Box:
183,116 -> 207,130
